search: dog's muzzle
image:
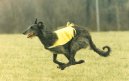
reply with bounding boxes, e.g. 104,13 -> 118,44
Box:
27,32 -> 35,38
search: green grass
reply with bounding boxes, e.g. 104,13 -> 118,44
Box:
0,32 -> 129,81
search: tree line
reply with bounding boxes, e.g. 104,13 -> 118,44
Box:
0,0 -> 129,33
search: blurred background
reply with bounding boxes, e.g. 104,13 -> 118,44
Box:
0,0 -> 129,33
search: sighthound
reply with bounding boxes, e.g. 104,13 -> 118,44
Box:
23,19 -> 111,70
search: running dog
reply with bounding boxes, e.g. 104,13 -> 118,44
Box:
23,19 -> 111,70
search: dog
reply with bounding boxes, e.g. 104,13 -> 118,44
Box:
23,19 -> 111,70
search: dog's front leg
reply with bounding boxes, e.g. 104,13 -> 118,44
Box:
53,53 -> 65,65
53,54 -> 66,70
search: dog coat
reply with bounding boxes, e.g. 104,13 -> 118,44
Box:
48,23 -> 76,48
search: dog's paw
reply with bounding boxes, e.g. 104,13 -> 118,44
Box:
76,60 -> 85,64
57,64 -> 66,70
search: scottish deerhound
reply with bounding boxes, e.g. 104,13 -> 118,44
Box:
23,19 -> 111,70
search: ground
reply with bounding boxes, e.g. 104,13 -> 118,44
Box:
0,32 -> 129,81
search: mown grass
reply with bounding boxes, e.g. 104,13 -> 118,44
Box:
0,32 -> 129,81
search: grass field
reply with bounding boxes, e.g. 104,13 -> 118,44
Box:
0,32 -> 129,81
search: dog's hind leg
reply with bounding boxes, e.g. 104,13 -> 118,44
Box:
53,53 -> 73,70
69,52 -> 85,65
68,43 -> 85,65
56,52 -> 85,70
55,53 -> 73,70
59,52 -> 85,70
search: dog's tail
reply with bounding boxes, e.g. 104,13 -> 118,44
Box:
87,36 -> 111,57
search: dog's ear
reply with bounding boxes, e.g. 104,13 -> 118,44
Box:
35,18 -> 37,24
38,22 -> 44,29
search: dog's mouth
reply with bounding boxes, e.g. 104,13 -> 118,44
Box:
27,32 -> 36,38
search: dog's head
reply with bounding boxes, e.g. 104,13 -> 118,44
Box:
23,19 -> 44,38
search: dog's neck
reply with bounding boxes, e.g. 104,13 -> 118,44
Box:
37,29 -> 57,49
